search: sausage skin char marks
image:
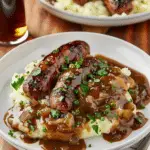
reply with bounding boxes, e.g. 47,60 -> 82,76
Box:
103,0 -> 133,15
73,0 -> 133,15
23,41 -> 90,101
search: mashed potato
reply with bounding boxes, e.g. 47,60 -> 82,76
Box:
53,0 -> 150,17
9,60 -> 113,140
54,0 -> 109,16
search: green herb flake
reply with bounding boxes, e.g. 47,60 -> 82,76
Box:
88,144 -> 92,148
99,62 -> 109,69
140,104 -> 145,109
128,89 -> 135,94
27,120 -> 32,124
37,110 -> 41,117
94,112 -> 101,118
80,84 -> 89,96
87,74 -> 94,79
100,117 -> 105,121
73,99 -> 80,105
53,49 -> 59,54
61,64 -> 68,71
92,125 -> 99,134
32,68 -> 41,76
19,101 -> 25,107
87,114 -> 95,123
111,85 -> 116,91
74,58 -> 83,69
97,69 -> 108,77
74,89 -> 79,95
45,61 -> 49,65
51,109 -> 61,119
11,76 -> 24,90
64,56 -> 69,64
26,71 -> 30,74
8,130 -> 16,138
135,117 -> 143,124
29,125 -> 35,132
74,121 -> 82,127
72,109 -> 80,116
15,75 -> 18,78
42,127 -> 47,132
128,99 -> 133,102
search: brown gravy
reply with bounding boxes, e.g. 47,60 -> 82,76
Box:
40,139 -> 86,150
4,54 -> 150,149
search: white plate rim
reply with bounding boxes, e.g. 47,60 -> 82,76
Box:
0,32 -> 150,150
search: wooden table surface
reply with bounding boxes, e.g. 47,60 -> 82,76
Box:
0,20 -> 150,150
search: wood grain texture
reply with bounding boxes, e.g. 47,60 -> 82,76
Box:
0,21 -> 150,150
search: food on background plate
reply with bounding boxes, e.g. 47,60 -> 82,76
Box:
4,40 -> 150,149
51,0 -> 150,17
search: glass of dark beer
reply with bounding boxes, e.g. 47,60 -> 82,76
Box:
0,0 -> 28,45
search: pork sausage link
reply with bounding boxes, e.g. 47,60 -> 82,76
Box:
23,41 -> 90,101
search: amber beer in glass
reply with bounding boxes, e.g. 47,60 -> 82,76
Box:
0,0 -> 28,45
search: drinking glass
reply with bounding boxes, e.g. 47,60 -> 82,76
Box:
0,0 -> 28,45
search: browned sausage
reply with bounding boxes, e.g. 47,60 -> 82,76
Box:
103,0 -> 133,15
49,56 -> 99,112
23,41 -> 90,101
73,0 -> 88,6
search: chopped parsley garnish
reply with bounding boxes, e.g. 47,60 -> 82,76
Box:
27,120 -> 32,124
11,76 -> 24,90
88,144 -> 92,148
74,89 -> 79,95
61,64 -> 68,71
87,114 -> 95,123
73,121 -> 82,128
59,96 -> 65,102
111,85 -> 116,91
80,84 -> 89,96
53,49 -> 59,54
51,109 -> 61,119
19,101 -> 25,107
73,99 -> 80,105
128,89 -> 135,94
32,67 -> 41,76
64,56 -> 69,64
139,104 -> 145,109
105,104 -> 111,109
26,71 -> 30,74
29,125 -> 35,132
15,75 -> 18,78
72,109 -> 80,115
100,117 -> 105,121
97,68 -> 108,76
87,74 -> 94,79
94,112 -> 101,118
8,130 -> 16,138
92,125 -> 99,134
135,117 -> 143,124
45,61 -> 49,65
42,127 -> 47,132
99,61 -> 109,69
128,99 -> 133,102
74,58 -> 83,69
110,102 -> 116,108
36,110 -> 41,117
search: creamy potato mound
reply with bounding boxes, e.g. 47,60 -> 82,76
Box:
53,0 -> 150,17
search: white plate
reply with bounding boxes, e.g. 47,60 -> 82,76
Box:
39,0 -> 150,26
0,32 -> 150,150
